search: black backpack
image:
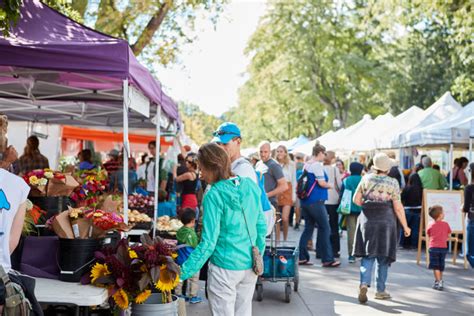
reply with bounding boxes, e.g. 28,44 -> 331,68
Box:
296,170 -> 317,200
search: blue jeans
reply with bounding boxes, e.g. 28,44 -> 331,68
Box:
360,256 -> 390,292
467,219 -> 474,268
299,201 -> 334,263
399,209 -> 420,248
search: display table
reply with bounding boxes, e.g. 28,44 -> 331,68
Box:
34,278 -> 108,315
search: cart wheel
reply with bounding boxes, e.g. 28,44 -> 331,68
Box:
285,283 -> 291,303
256,284 -> 263,302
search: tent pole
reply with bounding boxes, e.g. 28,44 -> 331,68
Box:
470,138 -> 473,184
449,143 -> 453,190
153,105 -> 162,239
123,80 -> 129,225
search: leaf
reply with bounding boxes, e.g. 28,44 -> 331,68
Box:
140,233 -> 153,246
138,274 -> 151,291
149,266 -> 160,283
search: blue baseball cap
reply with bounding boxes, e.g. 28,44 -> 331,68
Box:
212,122 -> 241,144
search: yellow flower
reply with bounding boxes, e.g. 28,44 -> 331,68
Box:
129,250 -> 138,259
44,171 -> 54,179
171,253 -> 178,259
155,266 -> 180,292
113,289 -> 129,310
93,212 -> 103,217
38,178 -> 48,186
134,289 -> 151,304
90,263 -> 110,283
29,176 -> 39,185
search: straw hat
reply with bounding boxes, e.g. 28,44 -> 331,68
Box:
373,153 -> 391,172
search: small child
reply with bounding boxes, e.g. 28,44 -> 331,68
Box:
175,208 -> 202,304
427,205 -> 452,291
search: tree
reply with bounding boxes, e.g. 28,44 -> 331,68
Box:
1,0 -> 226,65
179,102 -> 223,145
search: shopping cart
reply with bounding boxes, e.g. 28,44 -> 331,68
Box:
256,221 -> 299,303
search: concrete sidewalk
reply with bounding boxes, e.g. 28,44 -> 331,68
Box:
186,225 -> 474,315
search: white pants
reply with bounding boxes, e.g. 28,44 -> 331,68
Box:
207,263 -> 257,316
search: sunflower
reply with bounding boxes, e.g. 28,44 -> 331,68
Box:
90,263 -> 110,283
134,289 -> 151,304
129,250 -> 138,259
155,266 -> 180,292
113,288 -> 129,310
171,252 -> 178,259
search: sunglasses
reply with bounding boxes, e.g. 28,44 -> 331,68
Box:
186,160 -> 194,163
213,130 -> 239,137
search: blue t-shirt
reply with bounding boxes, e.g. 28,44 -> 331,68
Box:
301,161 -> 328,205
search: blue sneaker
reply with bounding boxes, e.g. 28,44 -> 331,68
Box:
348,256 -> 356,263
189,296 -> 203,304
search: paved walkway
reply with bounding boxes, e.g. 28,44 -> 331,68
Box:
187,225 -> 474,315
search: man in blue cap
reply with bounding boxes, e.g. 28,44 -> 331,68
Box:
212,122 -> 257,183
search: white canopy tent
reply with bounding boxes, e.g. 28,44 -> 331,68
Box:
393,92 -> 462,148
375,106 -> 424,149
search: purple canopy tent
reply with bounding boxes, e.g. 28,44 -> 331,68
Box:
0,0 -> 180,224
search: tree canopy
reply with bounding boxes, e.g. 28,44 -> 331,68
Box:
229,0 -> 473,145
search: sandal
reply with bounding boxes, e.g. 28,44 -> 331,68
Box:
322,261 -> 341,268
298,260 -> 314,266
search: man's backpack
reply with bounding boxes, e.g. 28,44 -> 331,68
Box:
0,267 -> 31,316
296,170 -> 317,200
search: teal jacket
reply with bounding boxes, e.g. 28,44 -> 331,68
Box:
341,175 -> 363,214
181,176 -> 266,280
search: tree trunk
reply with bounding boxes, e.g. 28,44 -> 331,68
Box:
131,2 -> 171,56
71,0 -> 89,19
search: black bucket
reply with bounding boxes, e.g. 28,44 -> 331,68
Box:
58,238 -> 101,282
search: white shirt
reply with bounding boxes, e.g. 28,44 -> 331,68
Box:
231,157 -> 257,184
137,164 -> 147,180
0,169 -> 30,272
280,161 -> 297,201
145,160 -> 155,192
323,165 -> 342,205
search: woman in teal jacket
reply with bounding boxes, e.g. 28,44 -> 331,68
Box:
181,143 -> 267,316
340,162 -> 364,263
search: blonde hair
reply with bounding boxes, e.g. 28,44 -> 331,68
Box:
276,145 -> 290,166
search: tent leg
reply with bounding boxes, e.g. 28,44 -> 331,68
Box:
449,143 -> 453,190
153,106 -> 162,239
123,80 -> 129,225
470,138 -> 473,184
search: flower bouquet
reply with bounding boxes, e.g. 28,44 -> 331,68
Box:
22,199 -> 47,235
71,169 -> 109,208
83,234 -> 180,310
23,169 -> 79,197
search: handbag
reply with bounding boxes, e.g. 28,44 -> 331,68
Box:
337,189 -> 352,215
241,206 -> 264,276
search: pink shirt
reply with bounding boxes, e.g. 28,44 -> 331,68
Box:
427,221 -> 452,249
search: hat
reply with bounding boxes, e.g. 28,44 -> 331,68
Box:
294,152 -> 305,159
349,162 -> 364,175
108,149 -> 119,157
212,122 -> 241,144
372,153 -> 391,172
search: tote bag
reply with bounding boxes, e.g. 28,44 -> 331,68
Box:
337,189 -> 352,215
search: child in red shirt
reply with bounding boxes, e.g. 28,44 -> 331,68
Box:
427,205 -> 452,291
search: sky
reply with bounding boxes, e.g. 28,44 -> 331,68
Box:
154,0 -> 268,117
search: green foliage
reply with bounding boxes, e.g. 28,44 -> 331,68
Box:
179,102 -> 223,145
233,0 -> 473,146
0,0 -> 22,36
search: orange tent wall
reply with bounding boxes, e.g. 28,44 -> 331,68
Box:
61,126 -> 174,146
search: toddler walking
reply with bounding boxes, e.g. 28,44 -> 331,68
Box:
427,205 -> 452,291
175,208 -> 202,303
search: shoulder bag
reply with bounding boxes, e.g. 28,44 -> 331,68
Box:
241,206 -> 264,276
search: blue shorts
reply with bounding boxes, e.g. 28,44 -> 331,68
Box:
429,248 -> 448,271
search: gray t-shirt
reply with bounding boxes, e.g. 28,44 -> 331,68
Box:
231,157 -> 257,184
255,159 -> 285,204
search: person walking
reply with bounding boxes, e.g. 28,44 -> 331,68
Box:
293,152 -> 306,230
353,153 -> 411,304
400,168 -> 423,249
418,156 -> 447,190
275,145 -> 296,241
180,143 -> 267,316
18,135 -> 49,174
323,151 -> 342,258
298,142 -> 340,267
340,162 -> 364,263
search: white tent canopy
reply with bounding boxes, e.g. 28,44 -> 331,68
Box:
375,106 -> 424,149
400,101 -> 474,147
336,113 -> 395,152
394,92 -> 462,148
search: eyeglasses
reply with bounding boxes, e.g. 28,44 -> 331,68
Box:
213,130 -> 239,137
186,160 -> 194,164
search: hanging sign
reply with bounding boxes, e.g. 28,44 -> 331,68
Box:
128,86 -> 150,118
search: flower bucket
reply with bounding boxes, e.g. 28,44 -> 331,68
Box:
58,238 -> 101,282
131,293 -> 179,316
